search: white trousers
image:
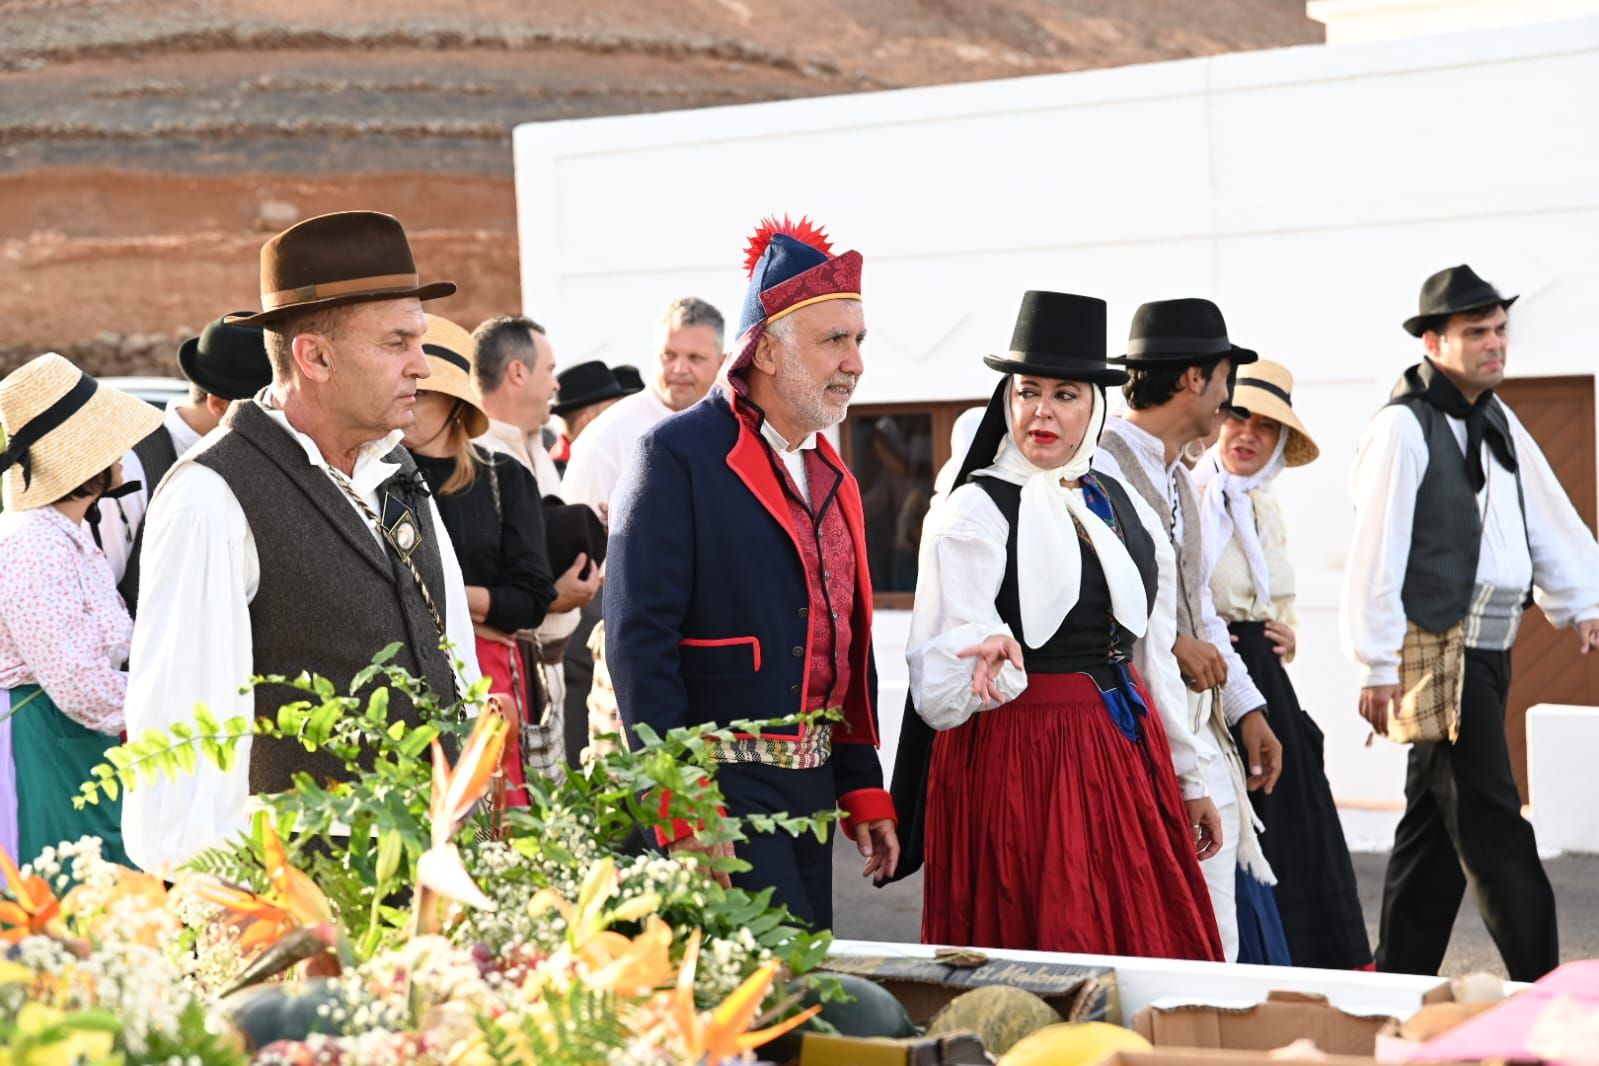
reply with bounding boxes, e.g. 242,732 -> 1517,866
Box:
1202,798 -> 1243,962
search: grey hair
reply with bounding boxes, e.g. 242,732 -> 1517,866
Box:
657,297 -> 725,348
263,305 -> 350,381
472,315 -> 547,394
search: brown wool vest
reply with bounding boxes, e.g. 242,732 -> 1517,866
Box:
194,402 -> 456,793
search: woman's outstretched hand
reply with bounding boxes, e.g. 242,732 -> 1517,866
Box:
957,634 -> 1024,706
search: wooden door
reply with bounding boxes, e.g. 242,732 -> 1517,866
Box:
1496,375 -> 1599,801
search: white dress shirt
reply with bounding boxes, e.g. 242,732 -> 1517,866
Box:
758,419 -> 818,501
97,403 -> 207,584
1342,399 -> 1599,688
122,402 -> 480,875
1096,418 -> 1269,725
906,478 -> 1210,800
479,418 -> 565,498
560,387 -> 676,511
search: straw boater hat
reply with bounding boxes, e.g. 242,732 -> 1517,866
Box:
1229,359 -> 1319,466
232,210 -> 455,326
0,353 -> 163,511
419,313 -> 489,438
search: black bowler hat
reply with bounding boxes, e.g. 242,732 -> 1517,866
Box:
983,290 -> 1127,386
1402,264 -> 1518,337
1113,298 -> 1258,368
551,360 -> 628,417
611,364 -> 644,394
177,313 -> 275,401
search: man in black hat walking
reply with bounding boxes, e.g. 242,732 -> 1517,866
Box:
1093,297 -> 1286,964
1343,264 -> 1599,981
122,211 -> 483,875
102,313 -> 274,612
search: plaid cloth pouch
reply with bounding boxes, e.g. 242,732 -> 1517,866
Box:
1389,620 -> 1466,744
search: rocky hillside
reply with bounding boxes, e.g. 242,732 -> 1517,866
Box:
0,0 -> 1320,369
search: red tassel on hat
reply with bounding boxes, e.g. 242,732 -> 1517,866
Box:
742,215 -> 834,277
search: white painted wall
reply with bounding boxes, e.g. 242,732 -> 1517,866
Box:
514,16 -> 1599,824
1308,0 -> 1599,44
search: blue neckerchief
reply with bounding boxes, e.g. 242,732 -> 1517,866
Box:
1098,661 -> 1149,743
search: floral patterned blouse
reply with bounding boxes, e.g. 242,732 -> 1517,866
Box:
0,506 -> 131,733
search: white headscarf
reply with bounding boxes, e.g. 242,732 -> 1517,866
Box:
1191,431 -> 1289,610
973,378 -> 1148,646
931,406 -> 987,504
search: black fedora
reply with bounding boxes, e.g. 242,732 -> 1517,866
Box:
1402,264 -> 1518,337
983,290 -> 1126,386
177,312 -> 275,401
611,364 -> 644,394
544,498 -> 607,580
551,361 -> 629,417
1114,298 -> 1257,367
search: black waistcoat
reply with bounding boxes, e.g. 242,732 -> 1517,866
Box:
1385,395 -> 1527,633
193,402 -> 456,793
973,473 -> 1158,675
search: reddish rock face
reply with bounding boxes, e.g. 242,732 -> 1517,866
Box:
0,0 -> 1320,368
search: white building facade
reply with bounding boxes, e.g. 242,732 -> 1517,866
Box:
514,14 -> 1599,837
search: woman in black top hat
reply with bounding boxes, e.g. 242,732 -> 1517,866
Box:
896,291 -> 1223,959
402,313 -> 556,803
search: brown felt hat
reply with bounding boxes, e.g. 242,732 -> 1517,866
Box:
232,210 -> 456,325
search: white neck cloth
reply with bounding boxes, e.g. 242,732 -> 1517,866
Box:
1191,432 -> 1288,609
973,379 -> 1149,646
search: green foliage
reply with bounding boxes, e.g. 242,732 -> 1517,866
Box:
73,643 -> 842,996
470,983 -> 631,1066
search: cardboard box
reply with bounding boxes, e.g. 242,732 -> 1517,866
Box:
1099,1051 -> 1387,1066
1130,990 -> 1398,1056
797,1031 -> 988,1066
821,952 -> 1116,1026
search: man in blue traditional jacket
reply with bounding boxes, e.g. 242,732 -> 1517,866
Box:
604,216 -> 899,930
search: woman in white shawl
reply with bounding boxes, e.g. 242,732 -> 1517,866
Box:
890,291 -> 1223,959
1193,360 -> 1372,969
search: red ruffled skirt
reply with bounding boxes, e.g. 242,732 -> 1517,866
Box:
922,670 -> 1223,960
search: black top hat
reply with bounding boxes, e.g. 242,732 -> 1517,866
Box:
177,313 -> 275,401
1113,298 -> 1258,368
1402,264 -> 1518,337
544,499 -> 607,580
983,291 -> 1127,386
551,361 -> 629,417
611,364 -> 644,394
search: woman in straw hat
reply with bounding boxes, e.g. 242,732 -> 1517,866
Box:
897,292 -> 1223,959
0,353 -> 162,865
404,314 -> 557,804
1192,360 -> 1372,969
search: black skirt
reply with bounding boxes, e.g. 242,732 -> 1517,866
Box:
1229,621 -> 1373,969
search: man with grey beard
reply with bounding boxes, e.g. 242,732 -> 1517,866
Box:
603,217 -> 898,931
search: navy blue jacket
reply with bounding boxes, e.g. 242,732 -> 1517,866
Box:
604,386 -> 893,830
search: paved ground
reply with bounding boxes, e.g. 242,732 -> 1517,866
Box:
832,835 -> 1599,977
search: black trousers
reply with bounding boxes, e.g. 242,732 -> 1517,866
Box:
1377,648 -> 1558,982
716,761 -> 836,931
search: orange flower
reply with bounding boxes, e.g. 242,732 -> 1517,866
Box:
0,843 -> 62,943
61,866 -> 170,947
415,706 -> 508,930
653,930 -> 820,1064
177,822 -> 335,956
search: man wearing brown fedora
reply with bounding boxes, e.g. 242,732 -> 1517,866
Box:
122,210 -> 482,875
1344,264 -> 1599,981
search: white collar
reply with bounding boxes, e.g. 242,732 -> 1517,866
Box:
759,418 -> 817,455
254,398 -> 403,498
1106,416 -> 1176,474
163,403 -> 206,454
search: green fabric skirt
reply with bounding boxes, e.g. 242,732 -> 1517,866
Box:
11,684 -> 130,867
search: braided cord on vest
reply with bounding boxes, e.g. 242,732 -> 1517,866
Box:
324,467 -> 460,701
